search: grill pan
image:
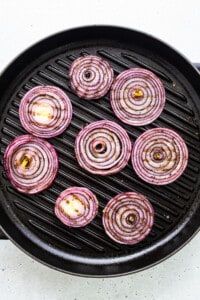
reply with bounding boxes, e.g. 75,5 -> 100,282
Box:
0,26 -> 200,277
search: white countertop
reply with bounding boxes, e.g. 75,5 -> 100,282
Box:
0,1 -> 200,299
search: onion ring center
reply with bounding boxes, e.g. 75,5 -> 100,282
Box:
58,195 -> 85,218
20,155 -> 32,168
152,149 -> 165,161
83,70 -> 92,79
92,140 -> 107,154
126,213 -> 136,225
32,101 -> 53,125
133,89 -> 144,99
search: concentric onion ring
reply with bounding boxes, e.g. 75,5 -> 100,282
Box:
110,68 -> 166,126
131,128 -> 188,185
75,120 -> 132,175
19,86 -> 72,138
54,187 -> 98,227
102,192 -> 154,244
69,55 -> 114,99
4,135 -> 58,194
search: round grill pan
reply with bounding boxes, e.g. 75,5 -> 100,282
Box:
0,26 -> 200,277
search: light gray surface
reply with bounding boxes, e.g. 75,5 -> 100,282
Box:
0,236 -> 200,300
0,0 -> 200,299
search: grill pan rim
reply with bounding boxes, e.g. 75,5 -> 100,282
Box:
0,25 -> 200,277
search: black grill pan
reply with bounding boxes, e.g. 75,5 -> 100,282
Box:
0,26 -> 200,277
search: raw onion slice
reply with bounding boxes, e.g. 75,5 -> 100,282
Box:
110,68 -> 165,126
102,192 -> 154,245
69,55 -> 114,99
75,120 -> 132,175
4,135 -> 58,194
131,128 -> 188,185
19,86 -> 72,138
54,187 -> 98,227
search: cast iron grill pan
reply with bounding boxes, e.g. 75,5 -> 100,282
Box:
0,26 -> 200,277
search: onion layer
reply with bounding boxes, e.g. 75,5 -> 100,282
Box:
102,192 -> 154,245
75,120 -> 132,175
110,68 -> 165,126
131,128 -> 188,185
54,187 -> 98,227
4,135 -> 58,194
19,86 -> 72,138
69,55 -> 114,99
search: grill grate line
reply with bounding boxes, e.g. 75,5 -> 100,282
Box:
30,77 -> 46,86
99,50 -> 172,84
30,219 -> 105,252
37,70 -> 66,87
165,97 -> 194,116
120,52 -> 173,83
56,58 -> 71,68
46,65 -> 69,79
121,167 -> 189,203
158,114 -> 199,141
154,212 -> 173,224
187,163 -> 199,173
163,106 -> 198,129
29,220 -> 83,250
8,187 -> 54,214
165,86 -> 188,103
13,199 -> 82,249
58,166 -> 121,203
13,197 -> 115,251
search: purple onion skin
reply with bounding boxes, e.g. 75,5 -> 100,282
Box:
54,187 -> 99,227
19,85 -> 72,138
69,55 -> 114,100
131,128 -> 188,185
102,192 -> 154,245
75,120 -> 132,176
110,68 -> 166,126
4,135 -> 58,194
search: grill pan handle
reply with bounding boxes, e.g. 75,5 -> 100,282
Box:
0,63 -> 199,241
194,63 -> 200,72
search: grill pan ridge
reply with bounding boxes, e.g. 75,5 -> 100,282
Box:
0,26 -> 200,277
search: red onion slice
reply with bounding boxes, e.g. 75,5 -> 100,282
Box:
102,192 -> 154,245
54,187 -> 98,227
19,86 -> 72,138
75,120 -> 132,175
4,135 -> 58,194
69,55 -> 114,99
131,128 -> 188,185
110,68 -> 166,126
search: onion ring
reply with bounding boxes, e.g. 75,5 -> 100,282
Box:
131,128 -> 188,185
19,86 -> 72,138
110,68 -> 166,126
102,192 -> 154,244
69,55 -> 114,99
75,120 -> 132,175
54,187 -> 98,227
4,135 -> 58,194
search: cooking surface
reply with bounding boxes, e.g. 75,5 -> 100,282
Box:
0,26 -> 200,276
0,0 -> 200,298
